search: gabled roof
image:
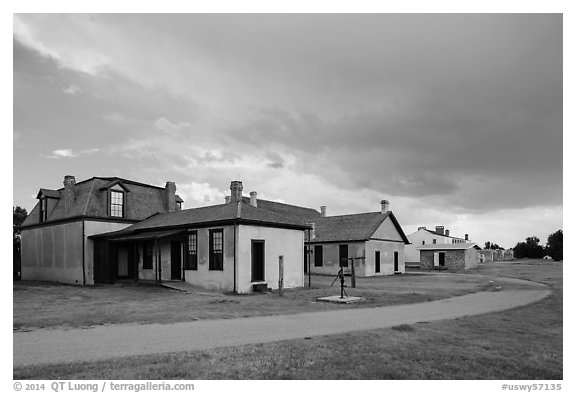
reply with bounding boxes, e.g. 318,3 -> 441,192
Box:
309,211 -> 410,244
97,200 -> 311,239
418,243 -> 481,251
21,177 -> 183,228
98,179 -> 131,192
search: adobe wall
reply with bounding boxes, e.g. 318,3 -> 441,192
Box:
237,225 -> 304,293
365,239 -> 405,276
20,221 -> 84,285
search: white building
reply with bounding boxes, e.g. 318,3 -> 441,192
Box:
405,226 -> 471,264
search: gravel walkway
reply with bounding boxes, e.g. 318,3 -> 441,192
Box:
13,284 -> 550,367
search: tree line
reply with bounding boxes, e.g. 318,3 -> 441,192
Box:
512,230 -> 562,261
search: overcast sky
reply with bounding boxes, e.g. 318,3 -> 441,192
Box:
13,13 -> 562,248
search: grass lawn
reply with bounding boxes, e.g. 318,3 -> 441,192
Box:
14,271 -> 502,331
14,260 -> 562,379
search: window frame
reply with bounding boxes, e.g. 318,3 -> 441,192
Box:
109,190 -> 125,218
185,231 -> 198,270
209,228 -> 224,271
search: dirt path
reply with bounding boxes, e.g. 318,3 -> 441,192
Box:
13,284 -> 550,367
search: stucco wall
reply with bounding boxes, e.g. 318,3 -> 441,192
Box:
236,225 -> 304,293
84,221 -> 132,285
308,242 -> 365,276
371,218 -> 404,241
21,221 -> 84,284
183,225 -> 235,292
365,239 -> 405,276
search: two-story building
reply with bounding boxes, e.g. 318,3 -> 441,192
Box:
20,177 -> 310,293
19,176 -> 184,285
405,226 -> 470,265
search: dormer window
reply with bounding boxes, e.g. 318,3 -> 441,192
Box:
100,182 -> 129,219
110,190 -> 124,218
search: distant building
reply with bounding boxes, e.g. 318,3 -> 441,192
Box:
419,243 -> 482,270
406,226 -> 470,264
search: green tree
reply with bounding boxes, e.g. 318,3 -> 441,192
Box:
484,241 -> 503,250
513,236 -> 545,259
13,206 -> 28,235
545,229 -> 563,261
13,206 -> 28,280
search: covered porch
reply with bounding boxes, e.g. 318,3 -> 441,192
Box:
91,229 -> 187,284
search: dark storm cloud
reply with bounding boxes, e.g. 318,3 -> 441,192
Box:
13,13 -> 562,217
205,14 -> 562,210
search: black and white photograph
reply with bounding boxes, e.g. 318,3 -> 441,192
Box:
10,6 -> 566,388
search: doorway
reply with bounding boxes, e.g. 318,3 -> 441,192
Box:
394,251 -> 399,272
375,251 -> 381,273
439,252 -> 446,267
252,240 -> 265,282
171,241 -> 182,280
117,244 -> 137,279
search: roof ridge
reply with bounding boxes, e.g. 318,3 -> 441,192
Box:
241,196 -> 320,213
320,211 -> 384,219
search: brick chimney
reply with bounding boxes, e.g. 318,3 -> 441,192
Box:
418,226 -> 427,230
380,200 -> 389,214
165,181 -> 176,212
249,191 -> 258,207
320,205 -> 327,217
230,181 -> 243,203
435,225 -> 445,235
465,233 -> 469,241
62,175 -> 76,217
445,229 -> 450,237
225,196 -> 232,204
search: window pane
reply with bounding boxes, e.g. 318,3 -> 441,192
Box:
186,232 -> 198,270
110,191 -> 124,218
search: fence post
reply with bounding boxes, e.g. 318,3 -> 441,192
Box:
279,255 -> 284,296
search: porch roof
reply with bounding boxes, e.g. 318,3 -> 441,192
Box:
108,229 -> 186,242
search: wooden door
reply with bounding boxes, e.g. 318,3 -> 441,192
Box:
375,251 -> 381,273
394,251 -> 399,272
